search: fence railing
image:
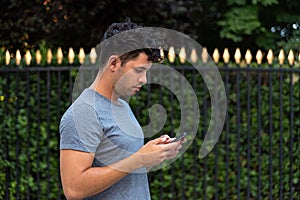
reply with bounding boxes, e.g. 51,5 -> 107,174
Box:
1,47 -> 300,66
0,48 -> 299,200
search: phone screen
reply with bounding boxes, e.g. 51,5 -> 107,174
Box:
171,132 -> 187,143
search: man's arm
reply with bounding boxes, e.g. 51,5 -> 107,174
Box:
60,136 -> 182,200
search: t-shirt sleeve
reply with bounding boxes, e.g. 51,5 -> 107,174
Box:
59,103 -> 103,152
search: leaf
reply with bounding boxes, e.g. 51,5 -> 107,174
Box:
218,6 -> 262,41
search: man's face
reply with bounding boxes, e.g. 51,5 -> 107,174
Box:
113,52 -> 152,98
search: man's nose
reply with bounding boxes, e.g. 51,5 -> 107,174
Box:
138,73 -> 147,84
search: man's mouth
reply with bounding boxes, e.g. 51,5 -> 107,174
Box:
133,86 -> 142,92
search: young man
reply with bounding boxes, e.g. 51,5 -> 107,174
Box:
59,20 -> 184,199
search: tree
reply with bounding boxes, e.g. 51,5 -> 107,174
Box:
0,0 -> 299,52
216,0 -> 300,51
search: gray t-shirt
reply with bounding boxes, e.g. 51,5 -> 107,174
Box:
59,88 -> 151,200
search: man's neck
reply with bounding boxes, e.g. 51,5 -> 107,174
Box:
90,77 -> 119,104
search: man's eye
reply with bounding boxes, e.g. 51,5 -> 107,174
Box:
134,68 -> 144,73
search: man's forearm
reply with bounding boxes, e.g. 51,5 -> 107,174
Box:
61,152 -> 144,200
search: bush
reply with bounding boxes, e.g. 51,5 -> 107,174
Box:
0,62 -> 299,199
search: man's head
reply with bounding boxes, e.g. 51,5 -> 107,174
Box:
91,19 -> 164,100
98,19 -> 163,68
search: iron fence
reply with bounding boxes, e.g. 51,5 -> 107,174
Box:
0,65 -> 299,200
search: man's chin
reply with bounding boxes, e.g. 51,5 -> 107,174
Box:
131,88 -> 140,96
120,93 -> 135,101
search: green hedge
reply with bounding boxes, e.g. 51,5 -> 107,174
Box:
0,63 -> 299,199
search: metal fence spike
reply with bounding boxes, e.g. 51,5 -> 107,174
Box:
5,50 -> 10,65
16,50 -> 21,65
57,47 -> 63,65
213,48 -> 220,63
68,48 -> 75,64
234,48 -> 241,64
223,48 -> 230,64
78,48 -> 85,64
267,49 -> 273,65
245,49 -> 252,65
25,50 -> 32,65
190,48 -> 198,63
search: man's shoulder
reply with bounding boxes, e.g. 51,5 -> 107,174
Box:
64,88 -> 100,114
61,101 -> 98,126
60,91 -> 99,127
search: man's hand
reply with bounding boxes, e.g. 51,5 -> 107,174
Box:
136,135 -> 184,168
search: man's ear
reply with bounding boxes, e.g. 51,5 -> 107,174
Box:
107,55 -> 120,72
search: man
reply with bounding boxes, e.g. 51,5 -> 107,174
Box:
59,20 -> 184,200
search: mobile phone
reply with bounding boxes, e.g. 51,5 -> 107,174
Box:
171,132 -> 188,143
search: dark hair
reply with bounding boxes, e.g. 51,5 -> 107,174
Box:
102,20 -> 143,41
98,19 -> 162,67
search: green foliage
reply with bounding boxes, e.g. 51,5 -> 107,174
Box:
218,6 -> 263,42
216,0 -> 299,50
0,66 -> 73,199
227,0 -> 247,6
0,0 -> 299,52
0,64 -> 299,199
253,0 -> 279,6
277,29 -> 300,51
